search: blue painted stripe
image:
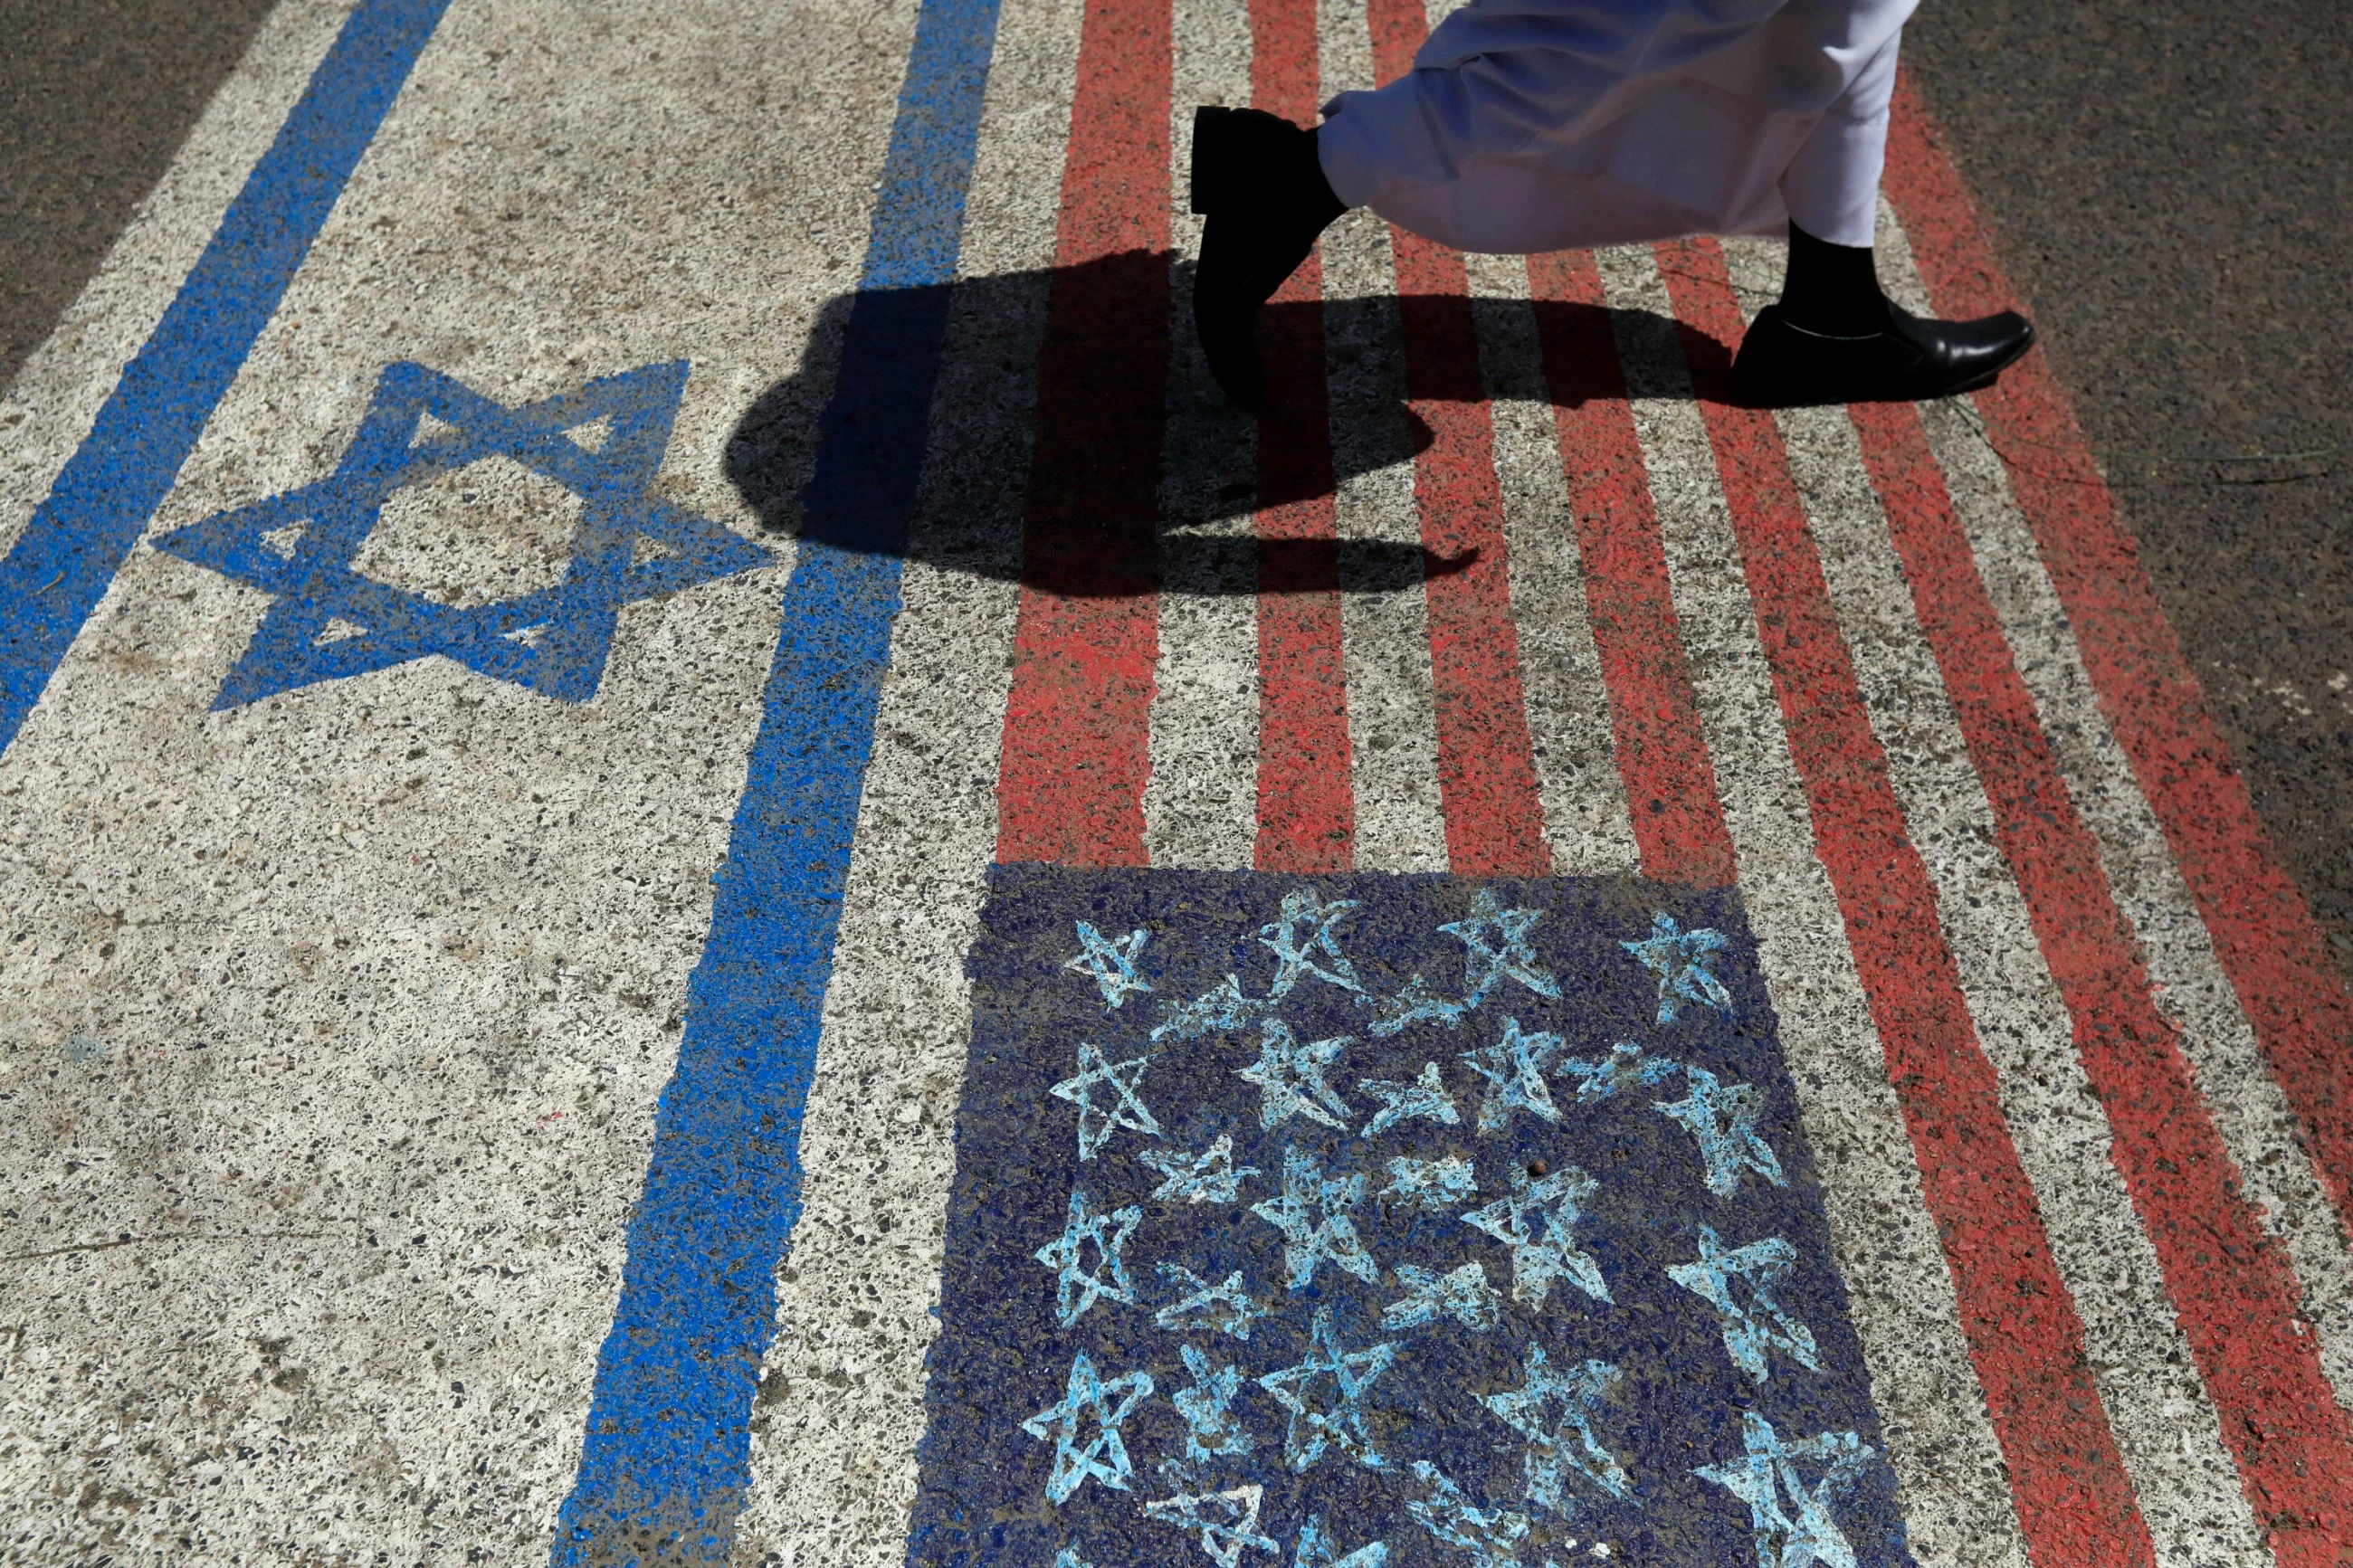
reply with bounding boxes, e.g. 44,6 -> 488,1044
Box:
0,0 -> 453,760
550,0 -> 1004,1556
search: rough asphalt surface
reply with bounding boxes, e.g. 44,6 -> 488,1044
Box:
6,0 -> 2345,965
1902,4 -> 2353,971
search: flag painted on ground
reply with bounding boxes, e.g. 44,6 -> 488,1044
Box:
914,867 -> 1912,1568
1,0 -> 2348,1563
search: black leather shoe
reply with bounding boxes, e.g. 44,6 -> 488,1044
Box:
1190,105 -> 1347,412
1729,299 -> 2035,407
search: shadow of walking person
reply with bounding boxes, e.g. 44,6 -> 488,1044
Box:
722,250 -> 1690,598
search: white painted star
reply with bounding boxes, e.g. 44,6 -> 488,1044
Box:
1481,1344 -> 1632,1516
1382,1261 -> 1502,1331
1405,1461 -> 1529,1568
1144,1486 -> 1281,1568
1236,1019 -> 1355,1132
1033,1189 -> 1141,1327
1256,1307 -> 1396,1471
1623,911 -> 1733,1025
1666,1226 -> 1820,1383
1021,1351 -> 1154,1505
1065,920 -> 1152,1009
1461,1164 -> 1611,1307
1357,1060 -> 1460,1139
1693,1411 -> 1873,1568
1368,972 -> 1470,1038
1250,1145 -> 1378,1290
1653,1064 -> 1786,1198
1050,1041 -> 1163,1161
1380,1155 -> 1478,1211
1171,1344 -> 1256,1461
1460,1016 -> 1570,1134
1142,1135 -> 1260,1203
1259,889 -> 1367,998
1442,887 -> 1561,1006
1155,974 -> 1279,1042
1558,1041 -> 1681,1106
1156,1264 -> 1274,1341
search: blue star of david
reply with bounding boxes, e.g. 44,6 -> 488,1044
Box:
152,360 -> 772,708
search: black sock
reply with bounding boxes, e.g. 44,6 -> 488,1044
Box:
1777,221 -> 1886,337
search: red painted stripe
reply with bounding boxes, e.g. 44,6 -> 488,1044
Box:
1362,0 -> 1551,877
1523,249 -> 1738,887
1656,236 -> 2158,1568
992,0 -> 1171,867
1881,72 -> 2353,1262
1853,394 -> 2353,1563
1250,0 -> 1352,873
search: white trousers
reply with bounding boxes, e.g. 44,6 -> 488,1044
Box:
1316,0 -> 1918,252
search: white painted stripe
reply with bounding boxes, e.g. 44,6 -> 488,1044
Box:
730,0 -> 1078,1554
1461,249 -> 1640,879
0,0 -> 923,1555
1873,208 -> 2353,1417
0,1 -> 357,563
1718,233 -> 2272,1568
1595,241 -> 2032,1568
1145,0 -> 1259,872
1318,0 -> 1447,874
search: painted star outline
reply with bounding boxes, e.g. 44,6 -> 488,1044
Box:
1236,1020 -> 1355,1132
1653,1064 -> 1786,1198
1443,888 -> 1562,1006
1481,1344 -> 1633,1516
1155,1264 -> 1273,1342
1143,1485 -> 1281,1568
1460,1016 -> 1571,1134
1665,1226 -> 1821,1383
1693,1411 -> 1874,1568
153,359 -> 771,708
1405,1461 -> 1531,1568
1034,1189 -> 1142,1327
1065,921 -> 1152,1009
1142,1136 -> 1260,1204
1021,1351 -> 1155,1505
1357,1060 -> 1460,1139
1250,1145 -> 1378,1290
1382,1261 -> 1502,1331
1461,1164 -> 1612,1307
1051,1041 -> 1163,1160
1255,1307 -> 1397,1471
1623,912 -> 1734,1025
1558,1041 -> 1683,1106
1258,889 -> 1367,998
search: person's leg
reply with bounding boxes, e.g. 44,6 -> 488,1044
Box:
1729,27 -> 2035,404
1188,107 -> 1348,412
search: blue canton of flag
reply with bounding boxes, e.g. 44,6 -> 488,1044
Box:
909,869 -> 1920,1568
